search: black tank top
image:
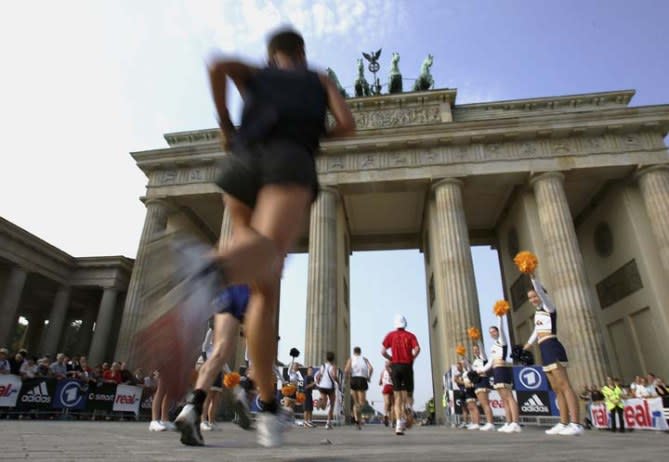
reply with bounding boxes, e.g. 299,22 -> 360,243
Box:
236,67 -> 327,154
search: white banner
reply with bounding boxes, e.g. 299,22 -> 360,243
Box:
488,390 -> 509,418
112,384 -> 143,415
590,398 -> 669,431
0,374 -> 22,408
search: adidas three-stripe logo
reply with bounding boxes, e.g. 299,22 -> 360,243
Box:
21,382 -> 51,403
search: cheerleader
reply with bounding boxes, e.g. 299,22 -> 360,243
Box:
523,274 -> 583,436
451,360 -> 472,429
479,315 -> 520,433
470,343 -> 495,431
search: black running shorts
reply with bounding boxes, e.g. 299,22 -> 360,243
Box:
390,363 -> 414,392
216,139 -> 319,209
350,377 -> 369,392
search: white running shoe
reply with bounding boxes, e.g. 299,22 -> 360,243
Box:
480,423 -> 495,432
559,423 -> 584,436
497,422 -> 510,432
545,423 -> 568,435
149,420 -> 166,432
200,421 -> 213,432
466,423 -> 480,430
257,412 -> 285,448
162,421 -> 176,431
506,422 -> 522,433
175,404 -> 204,446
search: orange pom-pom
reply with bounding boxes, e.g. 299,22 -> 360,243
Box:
295,392 -> 306,404
513,251 -> 538,274
493,300 -> 510,317
467,327 -> 481,340
281,383 -> 297,397
223,372 -> 241,389
455,344 -> 466,357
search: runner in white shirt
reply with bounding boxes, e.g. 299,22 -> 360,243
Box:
315,351 -> 339,429
344,347 -> 374,429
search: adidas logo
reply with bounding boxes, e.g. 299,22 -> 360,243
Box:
21,382 -> 51,404
521,393 -> 549,413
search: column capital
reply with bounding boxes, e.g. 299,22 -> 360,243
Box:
529,171 -> 565,187
431,177 -> 463,191
635,164 -> 669,181
319,185 -> 341,199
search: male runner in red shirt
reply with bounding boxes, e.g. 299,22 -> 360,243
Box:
381,314 -> 420,435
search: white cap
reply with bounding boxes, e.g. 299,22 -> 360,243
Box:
394,314 -> 407,329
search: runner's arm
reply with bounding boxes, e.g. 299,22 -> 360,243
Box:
365,358 -> 374,380
381,345 -> 391,361
208,59 -> 257,139
343,358 -> 352,377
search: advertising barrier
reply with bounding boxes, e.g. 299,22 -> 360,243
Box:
53,379 -> 88,410
86,382 -> 117,413
0,376 -> 145,417
0,374 -> 22,408
16,378 -> 56,410
112,384 -> 143,415
590,398 -> 668,431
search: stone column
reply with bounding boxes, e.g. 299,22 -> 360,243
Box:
26,313 -> 46,354
115,199 -> 168,361
305,187 -> 339,365
40,286 -> 71,355
530,172 -> 608,387
219,206 -> 233,249
89,288 -> 119,365
637,165 -> 669,277
0,266 -> 28,347
431,178 -> 482,365
75,307 -> 98,357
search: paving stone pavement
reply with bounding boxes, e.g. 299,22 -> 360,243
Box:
0,421 -> 667,462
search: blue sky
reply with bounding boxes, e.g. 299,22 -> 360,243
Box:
1,1 -> 668,411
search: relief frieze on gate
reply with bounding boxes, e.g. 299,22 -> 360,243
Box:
315,132 -> 658,174
146,131 -> 661,187
151,165 -> 219,186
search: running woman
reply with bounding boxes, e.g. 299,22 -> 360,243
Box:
134,28 -> 355,448
478,315 -> 520,433
175,285 -> 252,445
344,346 -> 374,429
523,274 -> 583,436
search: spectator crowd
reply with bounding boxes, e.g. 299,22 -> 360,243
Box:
0,346 -> 157,389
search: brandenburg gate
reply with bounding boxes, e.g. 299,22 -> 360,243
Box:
114,88 -> 669,417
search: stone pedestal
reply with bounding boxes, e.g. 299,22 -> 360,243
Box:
637,165 -> 669,277
40,286 -> 71,355
430,178 -> 482,365
89,288 -> 119,365
0,266 -> 27,347
305,188 -> 339,365
531,172 -> 608,387
115,199 -> 168,361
